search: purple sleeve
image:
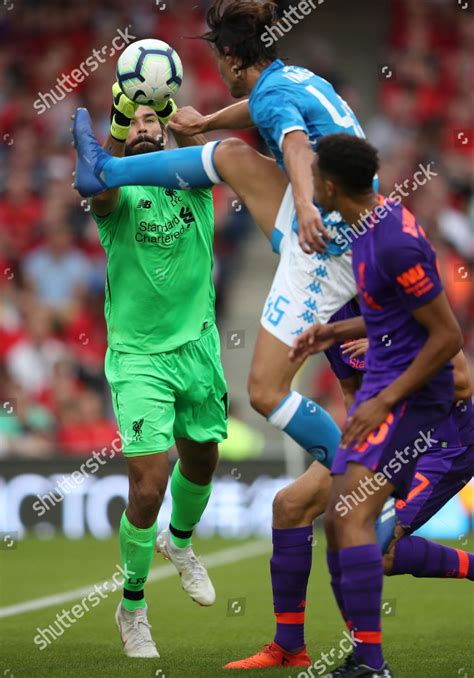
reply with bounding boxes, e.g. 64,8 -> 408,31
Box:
381,231 -> 444,312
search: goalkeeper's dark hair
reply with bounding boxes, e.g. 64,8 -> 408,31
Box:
201,0 -> 279,69
316,134 -> 380,195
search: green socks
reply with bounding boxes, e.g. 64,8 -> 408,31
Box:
118,464 -> 212,611
119,512 -> 157,612
169,462 -> 212,548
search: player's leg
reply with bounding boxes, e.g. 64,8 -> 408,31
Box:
156,438 -> 218,606
249,327 -> 341,466
72,108 -> 290,223
122,452 -> 169,602
212,138 -> 288,240
116,452 -> 168,659
271,464 -> 331,652
156,324 -> 228,606
224,462 -> 330,669
383,442 -> 474,580
168,438 -> 217,547
325,463 -> 395,676
106,347 -> 176,658
323,398 -> 439,676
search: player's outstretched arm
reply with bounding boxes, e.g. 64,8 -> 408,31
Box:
342,291 -> 463,448
149,100 -> 208,149
91,83 -> 137,216
282,131 -> 329,254
169,100 -> 253,136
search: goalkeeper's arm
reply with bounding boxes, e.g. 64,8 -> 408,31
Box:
91,83 -> 137,217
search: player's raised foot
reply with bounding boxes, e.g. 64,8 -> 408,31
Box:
223,642 -> 311,669
115,602 -> 159,658
71,107 -> 111,197
156,528 -> 216,606
322,653 -> 393,677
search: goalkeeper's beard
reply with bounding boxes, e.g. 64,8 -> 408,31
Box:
125,134 -> 165,156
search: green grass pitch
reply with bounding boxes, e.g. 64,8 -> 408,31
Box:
0,533 -> 472,677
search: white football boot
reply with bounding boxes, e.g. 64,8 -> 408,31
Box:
115,602 -> 159,658
156,528 -> 216,606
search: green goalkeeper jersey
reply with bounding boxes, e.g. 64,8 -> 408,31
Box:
92,185 -> 216,354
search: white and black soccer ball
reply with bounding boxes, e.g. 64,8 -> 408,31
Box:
116,38 -> 183,105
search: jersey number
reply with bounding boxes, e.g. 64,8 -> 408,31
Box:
305,85 -> 365,138
265,295 -> 290,327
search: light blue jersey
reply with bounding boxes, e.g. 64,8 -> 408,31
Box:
248,59 -> 364,168
248,60 -> 368,255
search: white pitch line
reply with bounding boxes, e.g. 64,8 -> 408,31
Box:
0,540 -> 270,620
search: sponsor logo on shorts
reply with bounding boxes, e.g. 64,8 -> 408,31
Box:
132,418 -> 144,442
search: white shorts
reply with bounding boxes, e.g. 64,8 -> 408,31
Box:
261,185 -> 356,347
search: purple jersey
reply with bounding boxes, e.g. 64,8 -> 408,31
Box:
325,299 -> 366,379
352,197 -> 453,405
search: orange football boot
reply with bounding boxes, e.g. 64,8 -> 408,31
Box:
223,642 -> 312,669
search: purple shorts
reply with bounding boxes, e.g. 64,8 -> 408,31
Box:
331,397 -> 457,499
396,442 -> 474,532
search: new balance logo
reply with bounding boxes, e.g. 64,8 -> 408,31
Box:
137,199 -> 152,209
132,418 -> 144,441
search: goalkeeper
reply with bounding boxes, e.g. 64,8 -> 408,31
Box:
90,85 -> 228,659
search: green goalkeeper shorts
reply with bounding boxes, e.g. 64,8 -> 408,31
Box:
105,324 -> 228,456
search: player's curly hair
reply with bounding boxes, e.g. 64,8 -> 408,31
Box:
316,134 -> 380,195
201,0 -> 279,69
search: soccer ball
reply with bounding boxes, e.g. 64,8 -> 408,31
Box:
116,38 -> 183,105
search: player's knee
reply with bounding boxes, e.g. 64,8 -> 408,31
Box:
273,485 -> 325,528
217,137 -> 249,161
215,137 -> 250,175
248,382 -> 271,416
273,487 -> 306,527
129,480 -> 165,522
248,375 -> 284,417
180,455 -> 216,485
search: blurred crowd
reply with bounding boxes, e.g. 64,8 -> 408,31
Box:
0,0 -> 472,456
